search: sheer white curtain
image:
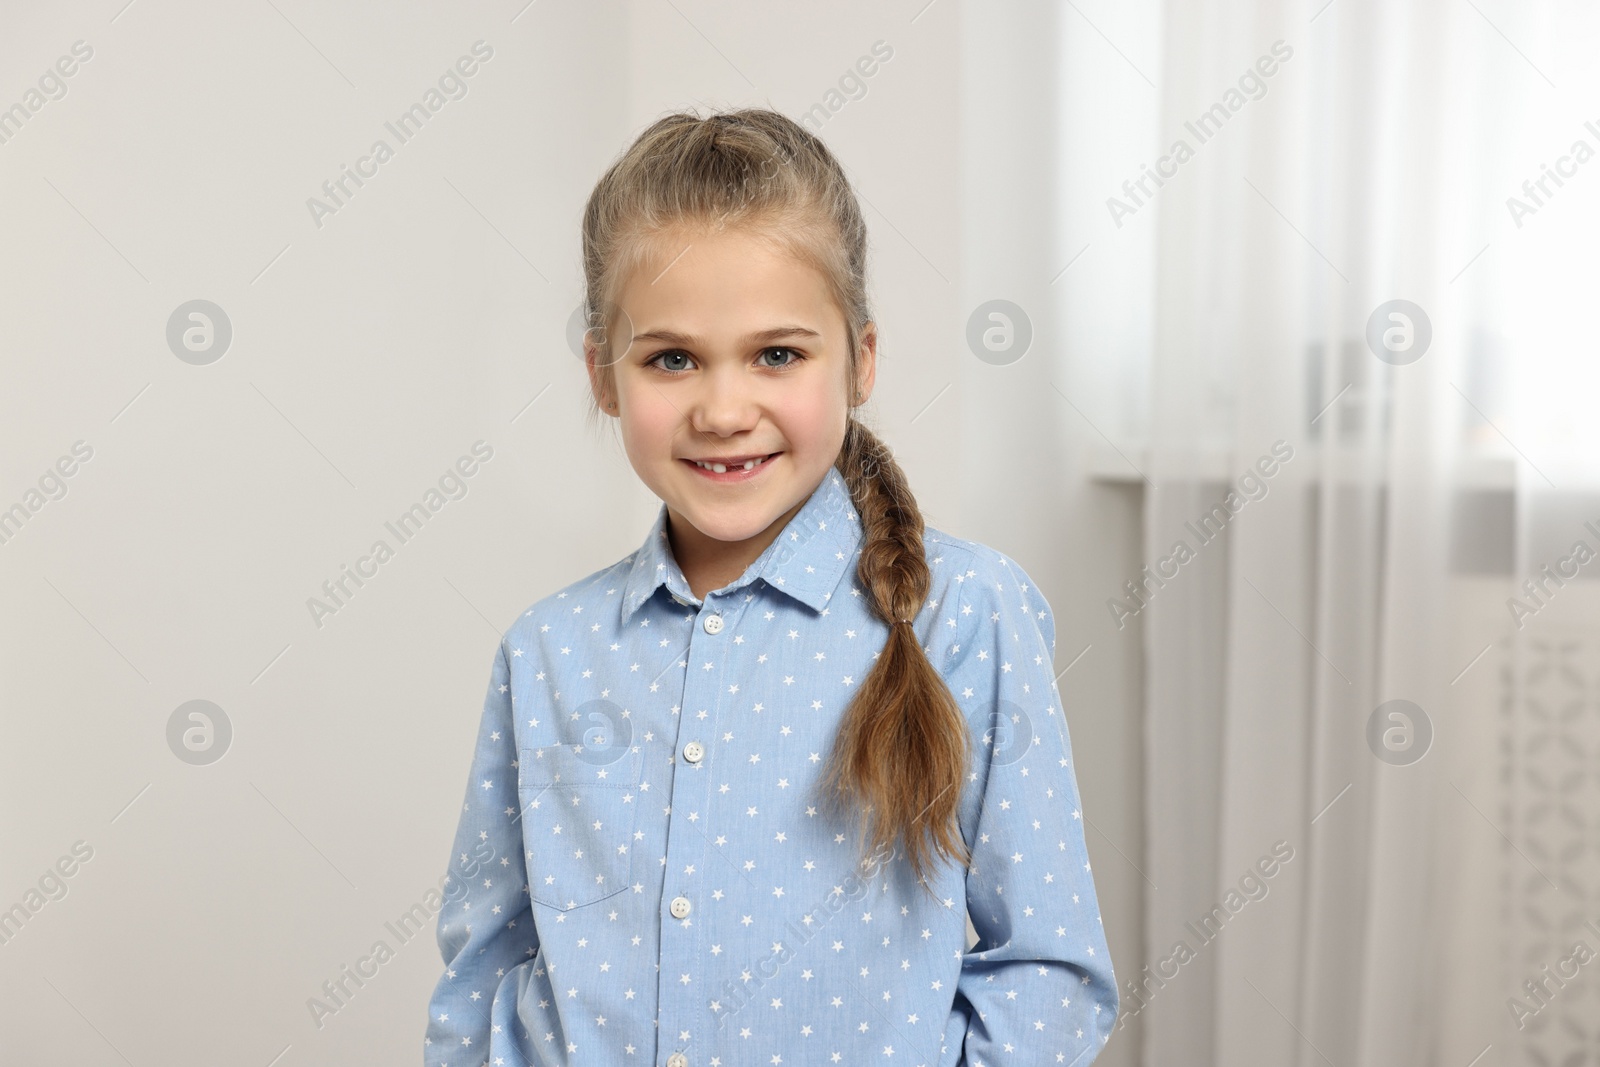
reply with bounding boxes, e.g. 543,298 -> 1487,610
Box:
1102,0 -> 1599,1064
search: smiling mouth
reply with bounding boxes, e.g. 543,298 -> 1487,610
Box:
682,452 -> 781,473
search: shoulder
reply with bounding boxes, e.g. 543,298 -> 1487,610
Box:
928,524 -> 1036,585
922,524 -> 1056,655
500,550 -> 638,649
922,524 -> 1048,611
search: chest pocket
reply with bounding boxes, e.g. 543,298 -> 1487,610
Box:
517,743 -> 644,911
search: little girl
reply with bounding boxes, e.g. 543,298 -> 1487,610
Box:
426,108 -> 1118,1067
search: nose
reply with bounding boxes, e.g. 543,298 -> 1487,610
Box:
686,365 -> 760,436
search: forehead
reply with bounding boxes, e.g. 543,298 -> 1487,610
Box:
616,225 -> 844,342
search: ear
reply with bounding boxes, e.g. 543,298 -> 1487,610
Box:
854,321 -> 879,404
584,333 -> 614,413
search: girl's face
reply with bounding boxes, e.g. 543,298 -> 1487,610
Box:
591,223 -> 876,564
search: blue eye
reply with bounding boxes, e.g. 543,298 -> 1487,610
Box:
644,347 -> 807,374
648,350 -> 693,373
759,347 -> 805,368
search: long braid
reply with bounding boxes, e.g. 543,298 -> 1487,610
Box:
818,419 -> 973,892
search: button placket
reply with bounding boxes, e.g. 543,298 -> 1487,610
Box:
657,596 -> 730,1056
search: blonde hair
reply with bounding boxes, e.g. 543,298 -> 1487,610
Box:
580,108 -> 971,891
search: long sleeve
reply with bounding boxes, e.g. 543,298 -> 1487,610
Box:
943,550 -> 1119,1066
424,641 -> 539,1067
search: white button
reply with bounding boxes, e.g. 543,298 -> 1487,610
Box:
683,741 -> 704,763
670,895 -> 692,919
667,1054 -> 688,1067
702,613 -> 724,634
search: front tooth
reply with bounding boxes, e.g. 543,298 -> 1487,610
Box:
696,455 -> 771,472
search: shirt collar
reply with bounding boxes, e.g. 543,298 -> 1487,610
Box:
620,470 -> 862,623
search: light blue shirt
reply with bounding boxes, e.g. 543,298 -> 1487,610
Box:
426,470 -> 1118,1067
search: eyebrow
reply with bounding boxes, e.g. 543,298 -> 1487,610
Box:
630,325 -> 823,347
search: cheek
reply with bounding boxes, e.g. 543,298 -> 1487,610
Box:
776,382 -> 848,452
616,385 -> 684,456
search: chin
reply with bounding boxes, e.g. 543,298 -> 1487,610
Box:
673,498 -> 782,543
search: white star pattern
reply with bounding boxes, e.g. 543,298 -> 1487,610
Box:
424,473 -> 1117,1066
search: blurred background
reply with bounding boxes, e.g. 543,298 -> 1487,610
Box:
2,0 -> 1596,1063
